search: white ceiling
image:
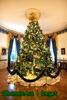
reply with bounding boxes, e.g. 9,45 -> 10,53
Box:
0,0 -> 67,34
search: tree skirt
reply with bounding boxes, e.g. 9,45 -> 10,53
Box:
7,74 -> 61,86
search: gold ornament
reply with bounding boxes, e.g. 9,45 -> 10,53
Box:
33,44 -> 36,47
36,64 -> 39,68
24,48 -> 28,52
24,43 -> 27,46
33,54 -> 40,59
34,48 -> 37,50
28,12 -> 38,21
30,46 -> 33,49
28,35 -> 30,39
25,8 -> 41,21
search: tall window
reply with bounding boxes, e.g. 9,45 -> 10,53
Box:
50,39 -> 55,63
10,38 -> 17,62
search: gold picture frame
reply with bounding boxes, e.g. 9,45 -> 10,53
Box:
61,48 -> 65,55
1,47 -> 6,55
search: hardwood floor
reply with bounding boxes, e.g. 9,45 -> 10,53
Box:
0,68 -> 67,100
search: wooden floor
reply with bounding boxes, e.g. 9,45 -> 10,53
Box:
0,68 -> 67,100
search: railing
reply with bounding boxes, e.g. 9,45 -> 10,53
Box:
57,59 -> 67,71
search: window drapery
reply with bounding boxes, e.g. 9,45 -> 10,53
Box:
10,38 -> 17,62
8,39 -> 13,67
7,32 -> 22,67
45,33 -> 58,66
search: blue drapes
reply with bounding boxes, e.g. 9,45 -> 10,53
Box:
46,39 -> 50,47
46,37 -> 57,66
8,36 -> 21,67
8,39 -> 14,67
52,39 -> 57,66
16,39 -> 20,55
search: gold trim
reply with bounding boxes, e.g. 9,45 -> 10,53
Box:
25,8 -> 41,21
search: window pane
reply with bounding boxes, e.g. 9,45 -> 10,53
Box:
50,39 -> 55,62
10,38 -> 17,62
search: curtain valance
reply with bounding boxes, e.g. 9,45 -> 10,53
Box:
7,32 -> 22,48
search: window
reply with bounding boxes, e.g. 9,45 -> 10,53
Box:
50,39 -> 55,62
10,38 -> 17,62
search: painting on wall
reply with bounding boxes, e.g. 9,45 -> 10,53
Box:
61,48 -> 65,55
1,48 -> 6,55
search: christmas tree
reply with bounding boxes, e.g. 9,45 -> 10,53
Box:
15,20 -> 53,75
7,10 -> 61,82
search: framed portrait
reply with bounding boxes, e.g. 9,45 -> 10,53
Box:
2,48 -> 6,55
61,48 -> 65,55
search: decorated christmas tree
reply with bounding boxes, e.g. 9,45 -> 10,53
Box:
7,9 -> 61,82
15,20 -> 52,74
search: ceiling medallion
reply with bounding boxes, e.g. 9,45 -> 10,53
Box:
25,8 -> 41,21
